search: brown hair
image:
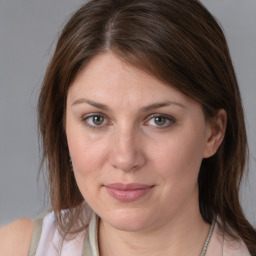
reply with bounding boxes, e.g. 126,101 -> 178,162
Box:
38,0 -> 256,253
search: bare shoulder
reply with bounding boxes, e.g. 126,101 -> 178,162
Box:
0,218 -> 34,256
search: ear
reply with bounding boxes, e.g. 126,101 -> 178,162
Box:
203,109 -> 227,158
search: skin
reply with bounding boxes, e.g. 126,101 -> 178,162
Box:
66,52 -> 227,256
0,218 -> 34,256
0,52 -> 226,256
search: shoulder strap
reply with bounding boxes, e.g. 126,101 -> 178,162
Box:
82,212 -> 99,256
27,216 -> 44,256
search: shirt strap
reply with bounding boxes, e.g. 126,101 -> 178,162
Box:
27,215 -> 44,256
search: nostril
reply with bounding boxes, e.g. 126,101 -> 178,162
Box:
109,131 -> 146,171
110,148 -> 146,172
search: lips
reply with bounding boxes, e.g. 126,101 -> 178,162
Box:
104,183 -> 154,202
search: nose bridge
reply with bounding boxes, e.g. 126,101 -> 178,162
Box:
110,125 -> 145,171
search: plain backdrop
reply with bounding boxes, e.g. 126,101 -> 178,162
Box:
0,0 -> 255,227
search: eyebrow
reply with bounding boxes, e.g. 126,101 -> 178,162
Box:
140,101 -> 185,112
72,98 -> 110,111
71,98 -> 185,112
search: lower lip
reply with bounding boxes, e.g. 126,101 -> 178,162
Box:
105,187 -> 153,202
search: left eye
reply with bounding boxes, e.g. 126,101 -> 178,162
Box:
146,115 -> 175,127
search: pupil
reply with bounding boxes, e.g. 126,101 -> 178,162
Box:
155,117 -> 165,125
93,116 -> 103,125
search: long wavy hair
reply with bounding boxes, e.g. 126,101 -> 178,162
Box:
38,0 -> 256,254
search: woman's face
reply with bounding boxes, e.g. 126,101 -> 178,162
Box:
66,52 -> 214,232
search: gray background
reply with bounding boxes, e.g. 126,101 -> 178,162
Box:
0,0 -> 255,227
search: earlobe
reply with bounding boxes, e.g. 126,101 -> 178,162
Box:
203,109 -> 227,158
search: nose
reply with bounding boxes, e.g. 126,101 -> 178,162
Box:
109,128 -> 146,172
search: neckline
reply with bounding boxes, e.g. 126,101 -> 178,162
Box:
82,214 -> 215,256
200,221 -> 215,256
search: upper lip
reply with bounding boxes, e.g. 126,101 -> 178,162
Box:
104,183 -> 154,190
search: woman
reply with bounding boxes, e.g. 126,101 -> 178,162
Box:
0,0 -> 255,255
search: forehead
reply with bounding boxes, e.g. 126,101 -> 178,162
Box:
68,52 -> 195,108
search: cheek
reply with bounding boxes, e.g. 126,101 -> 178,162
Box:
66,119 -> 109,178
69,135 -> 109,175
67,134 -> 110,204
152,124 -> 206,187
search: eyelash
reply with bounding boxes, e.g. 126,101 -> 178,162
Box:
82,113 -> 109,129
81,113 -> 176,130
144,114 -> 176,128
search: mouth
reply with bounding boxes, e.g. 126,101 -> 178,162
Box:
104,183 -> 155,202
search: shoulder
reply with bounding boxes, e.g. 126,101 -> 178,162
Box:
223,236 -> 251,256
208,222 -> 251,256
0,218 -> 34,256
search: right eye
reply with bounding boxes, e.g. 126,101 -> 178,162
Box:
83,114 -> 107,128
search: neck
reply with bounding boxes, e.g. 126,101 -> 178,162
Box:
98,204 -> 210,256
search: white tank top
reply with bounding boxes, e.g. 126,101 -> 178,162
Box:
28,211 -> 251,256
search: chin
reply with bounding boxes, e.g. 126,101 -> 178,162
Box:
101,208 -> 154,232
